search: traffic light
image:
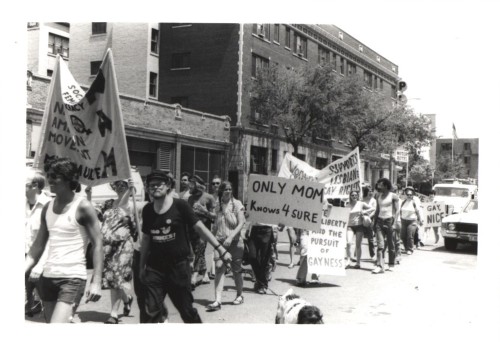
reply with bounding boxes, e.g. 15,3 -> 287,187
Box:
397,79 -> 407,104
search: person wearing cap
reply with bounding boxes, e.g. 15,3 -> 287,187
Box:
187,175 -> 217,288
400,186 -> 423,254
139,170 -> 231,323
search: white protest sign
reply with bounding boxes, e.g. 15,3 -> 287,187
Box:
247,174 -> 324,231
317,148 -> 361,200
394,149 -> 409,163
307,206 -> 350,276
34,49 -> 131,186
279,147 -> 362,200
422,201 -> 446,228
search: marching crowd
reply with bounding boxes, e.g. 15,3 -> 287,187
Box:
25,158 -> 438,324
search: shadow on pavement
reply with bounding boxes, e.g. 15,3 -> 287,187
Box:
419,244 -> 478,255
77,310 -> 110,323
275,278 -> 340,288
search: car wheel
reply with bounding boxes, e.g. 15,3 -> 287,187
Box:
444,238 -> 458,251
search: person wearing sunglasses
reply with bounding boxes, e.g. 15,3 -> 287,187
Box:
25,158 -> 103,323
139,170 -> 231,323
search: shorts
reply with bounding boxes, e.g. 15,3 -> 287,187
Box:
38,276 -> 86,305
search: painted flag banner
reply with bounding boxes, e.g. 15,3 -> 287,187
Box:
34,49 -> 131,186
307,205 -> 350,276
279,147 -> 361,200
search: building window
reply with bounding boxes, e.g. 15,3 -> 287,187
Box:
170,96 -> 189,107
296,153 -> 305,161
149,72 -> 157,98
347,62 -> 356,76
251,54 -> 269,77
171,52 -> 191,69
293,34 -> 307,58
250,146 -> 267,175
374,76 -> 378,90
253,24 -> 270,40
285,27 -> 291,48
380,79 -> 384,90
441,143 -> 452,151
48,33 -> 69,58
90,61 -> 101,76
318,46 -> 330,64
338,31 -> 344,40
464,142 -> 471,151
331,53 -> 337,70
363,71 -> 373,88
271,149 -> 278,171
181,146 -> 225,185
273,24 -> 280,42
464,156 -> 470,164
340,57 -> 345,75
358,44 -> 364,52
47,69 -> 53,77
315,157 -> 328,170
151,28 -> 159,54
91,22 -> 107,35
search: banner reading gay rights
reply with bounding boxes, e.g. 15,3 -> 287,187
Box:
34,49 -> 131,186
279,147 -> 362,200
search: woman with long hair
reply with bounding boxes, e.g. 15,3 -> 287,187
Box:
206,181 -> 246,311
91,180 -> 136,323
347,190 -> 375,269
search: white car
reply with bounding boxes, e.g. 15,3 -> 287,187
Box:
441,198 -> 478,251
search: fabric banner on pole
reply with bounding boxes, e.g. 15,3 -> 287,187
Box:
279,147 -> 362,200
34,49 -> 131,186
307,206 -> 350,276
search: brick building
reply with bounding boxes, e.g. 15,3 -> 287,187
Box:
157,23 -> 401,199
435,138 -> 479,180
26,22 -> 231,188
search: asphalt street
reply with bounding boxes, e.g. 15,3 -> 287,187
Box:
26,229 -> 479,325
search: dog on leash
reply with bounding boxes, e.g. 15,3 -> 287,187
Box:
275,288 -> 324,324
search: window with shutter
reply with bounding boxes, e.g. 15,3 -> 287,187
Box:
157,143 -> 174,171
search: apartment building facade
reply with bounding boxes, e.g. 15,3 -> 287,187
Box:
436,138 -> 479,180
26,22 -> 231,187
158,23 -> 401,199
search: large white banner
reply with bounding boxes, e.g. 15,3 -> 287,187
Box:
247,174 -> 324,231
307,206 -> 350,276
422,201 -> 446,229
34,49 -> 131,186
279,147 -> 361,200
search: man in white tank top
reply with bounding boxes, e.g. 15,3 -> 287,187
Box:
372,178 -> 400,274
25,158 -> 103,323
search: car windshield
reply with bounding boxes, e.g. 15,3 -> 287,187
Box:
434,187 -> 470,197
463,200 -> 478,212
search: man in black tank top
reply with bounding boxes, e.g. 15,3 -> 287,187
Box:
139,170 -> 232,323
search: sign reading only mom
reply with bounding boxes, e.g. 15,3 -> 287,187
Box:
246,174 -> 324,231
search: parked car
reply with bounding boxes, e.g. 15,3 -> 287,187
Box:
433,183 -> 478,214
441,198 -> 478,251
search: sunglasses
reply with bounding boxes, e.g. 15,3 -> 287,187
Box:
148,182 -> 166,190
212,182 -> 220,185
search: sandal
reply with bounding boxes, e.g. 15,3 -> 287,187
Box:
104,316 -> 119,324
232,296 -> 244,305
206,301 -> 221,312
123,295 -> 133,317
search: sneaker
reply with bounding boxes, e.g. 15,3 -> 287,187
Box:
232,296 -> 244,305
372,266 -> 384,274
288,263 -> 294,269
386,266 -> 394,272
407,250 -> 413,255
257,288 -> 267,294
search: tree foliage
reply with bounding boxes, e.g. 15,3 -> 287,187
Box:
250,63 -> 433,155
434,155 -> 469,182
